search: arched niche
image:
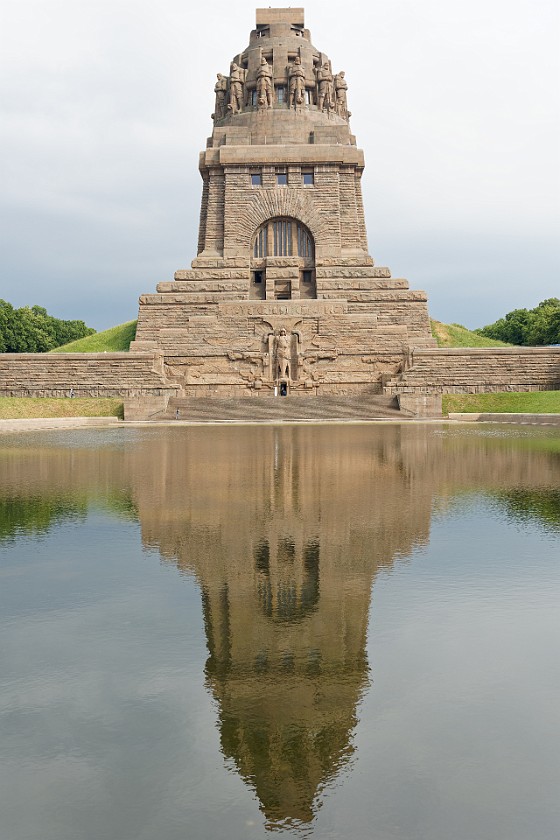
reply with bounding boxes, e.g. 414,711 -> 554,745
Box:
250,217 -> 317,300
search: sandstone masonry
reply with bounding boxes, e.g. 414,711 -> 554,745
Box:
130,7 -> 437,403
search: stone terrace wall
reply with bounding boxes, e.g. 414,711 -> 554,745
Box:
386,347 -> 560,396
0,352 -> 177,398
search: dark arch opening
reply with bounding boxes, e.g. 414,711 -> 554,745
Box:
250,217 -> 316,300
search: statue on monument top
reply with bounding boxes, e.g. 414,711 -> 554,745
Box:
228,63 -> 246,114
316,61 -> 334,112
256,55 -> 273,109
288,55 -> 306,108
213,73 -> 227,121
334,71 -> 350,120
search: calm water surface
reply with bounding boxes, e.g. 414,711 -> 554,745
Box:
0,423 -> 559,840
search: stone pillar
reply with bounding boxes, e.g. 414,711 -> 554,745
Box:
202,168 -> 225,256
197,173 -> 209,256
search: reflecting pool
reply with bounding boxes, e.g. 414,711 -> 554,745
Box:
0,423 -> 559,840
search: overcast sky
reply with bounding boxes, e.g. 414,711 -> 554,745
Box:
1,0 -> 558,331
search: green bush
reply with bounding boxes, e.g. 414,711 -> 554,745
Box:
476,299 -> 560,346
0,300 -> 95,352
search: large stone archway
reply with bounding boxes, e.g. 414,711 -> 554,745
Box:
250,217 -> 316,300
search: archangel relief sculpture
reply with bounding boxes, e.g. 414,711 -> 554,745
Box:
288,55 -> 306,108
275,329 -> 291,380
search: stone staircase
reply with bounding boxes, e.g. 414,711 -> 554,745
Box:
155,394 -> 411,423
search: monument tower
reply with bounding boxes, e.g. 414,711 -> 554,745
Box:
131,8 -> 435,402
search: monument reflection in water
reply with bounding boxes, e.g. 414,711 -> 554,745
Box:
138,426 -> 425,826
1,424 -> 559,834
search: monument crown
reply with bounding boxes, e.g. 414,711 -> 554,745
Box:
210,6 -> 351,144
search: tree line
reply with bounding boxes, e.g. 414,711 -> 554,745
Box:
476,298 -> 560,346
0,300 -> 95,353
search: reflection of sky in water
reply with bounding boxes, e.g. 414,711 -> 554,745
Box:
0,425 -> 558,840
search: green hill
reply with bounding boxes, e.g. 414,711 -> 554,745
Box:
50,320 -> 137,353
430,320 -> 510,348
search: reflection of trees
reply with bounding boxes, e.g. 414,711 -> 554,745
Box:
101,493 -> 138,522
0,492 -> 138,543
0,495 -> 87,542
491,488 -> 560,531
0,441 -> 138,542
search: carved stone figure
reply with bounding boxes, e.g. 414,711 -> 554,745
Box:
288,55 -> 306,107
316,62 -> 334,112
275,329 -> 291,379
228,63 -> 245,114
213,73 -> 227,120
256,56 -> 273,109
334,71 -> 349,119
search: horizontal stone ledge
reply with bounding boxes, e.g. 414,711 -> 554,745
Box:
156,283 -> 248,293
173,270 -> 250,281
139,294 -> 233,305
320,291 -> 429,302
212,145 -> 365,167
317,279 -> 409,290
189,258 -> 251,270
400,383 -> 560,391
413,347 -> 560,356
404,371 -> 560,379
315,268 -> 392,279
405,359 -> 560,367
389,384 -> 558,394
0,352 -> 156,360
0,388 -> 175,397
317,257 -> 375,267
0,379 -> 165,387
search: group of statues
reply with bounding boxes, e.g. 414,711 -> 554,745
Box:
317,63 -> 348,117
213,55 -> 349,120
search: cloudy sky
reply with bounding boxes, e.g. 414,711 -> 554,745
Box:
1,0 -> 558,331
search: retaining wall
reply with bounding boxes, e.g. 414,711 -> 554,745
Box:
387,347 -> 560,395
0,352 -> 178,398
387,347 -> 560,416
1,347 -> 558,420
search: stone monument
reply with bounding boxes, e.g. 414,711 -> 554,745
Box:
130,7 -> 436,400
3,7 -> 557,414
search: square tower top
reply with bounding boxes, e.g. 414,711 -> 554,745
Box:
256,8 -> 304,27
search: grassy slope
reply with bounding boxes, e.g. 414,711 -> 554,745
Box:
443,391 -> 560,415
0,398 -> 124,420
430,320 -> 510,348
50,320 -> 137,353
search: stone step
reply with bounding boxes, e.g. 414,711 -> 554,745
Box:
156,394 -> 409,422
